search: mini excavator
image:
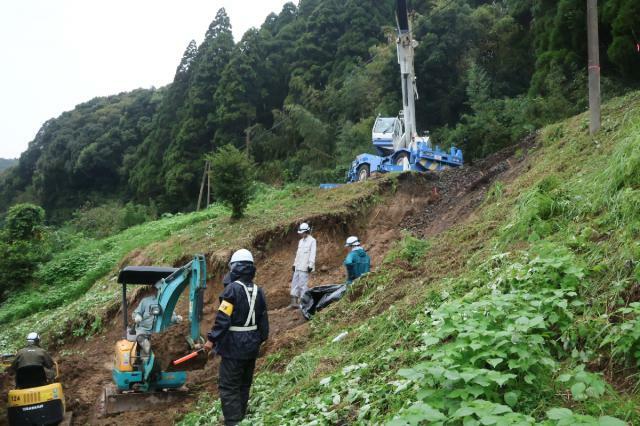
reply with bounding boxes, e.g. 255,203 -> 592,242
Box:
103,254 -> 207,415
4,355 -> 71,426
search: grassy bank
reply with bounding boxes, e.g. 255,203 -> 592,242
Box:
0,180 -> 385,352
180,92 -> 640,425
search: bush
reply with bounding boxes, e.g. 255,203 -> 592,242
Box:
5,203 -> 45,240
69,202 -> 155,238
385,234 -> 430,267
208,145 -> 255,219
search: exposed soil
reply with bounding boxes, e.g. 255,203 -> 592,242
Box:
401,133 -> 537,237
0,372 -> 10,426
0,136 -> 535,425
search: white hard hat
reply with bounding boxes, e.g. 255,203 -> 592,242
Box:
298,223 -> 311,234
230,248 -> 254,264
345,236 -> 360,247
26,332 -> 40,344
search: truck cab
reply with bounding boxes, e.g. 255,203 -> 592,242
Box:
372,116 -> 402,155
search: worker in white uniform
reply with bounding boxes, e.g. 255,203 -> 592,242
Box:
290,223 -> 316,308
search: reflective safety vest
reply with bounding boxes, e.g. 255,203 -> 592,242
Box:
229,281 -> 259,332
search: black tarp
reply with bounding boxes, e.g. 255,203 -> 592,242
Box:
300,284 -> 348,320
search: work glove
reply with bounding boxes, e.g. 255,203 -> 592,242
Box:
307,267 -> 313,273
134,314 -> 142,324
174,315 -> 183,323
204,340 -> 214,356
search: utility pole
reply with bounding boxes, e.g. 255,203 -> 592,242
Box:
244,125 -> 253,155
196,160 -> 210,211
206,161 -> 211,208
587,0 -> 601,135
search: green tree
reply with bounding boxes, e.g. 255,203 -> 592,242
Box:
603,0 -> 640,78
208,145 -> 255,219
5,203 -> 45,240
212,28 -> 263,148
0,203 -> 49,300
127,40 -> 198,202
162,9 -> 235,208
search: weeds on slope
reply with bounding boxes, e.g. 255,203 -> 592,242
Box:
0,207 -> 226,350
179,92 -> 640,425
0,180 -> 385,351
181,245 -> 630,425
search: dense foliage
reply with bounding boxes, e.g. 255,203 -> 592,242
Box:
1,0 -> 638,218
68,202 -> 156,239
0,204 -> 49,301
0,89 -> 159,221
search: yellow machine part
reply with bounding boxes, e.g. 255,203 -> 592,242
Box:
1,354 -> 14,372
8,382 -> 65,409
114,339 -> 137,372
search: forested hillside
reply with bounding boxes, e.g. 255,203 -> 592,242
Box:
0,159 -> 16,173
1,0 -> 638,219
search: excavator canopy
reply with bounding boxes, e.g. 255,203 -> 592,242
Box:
117,266 -> 178,285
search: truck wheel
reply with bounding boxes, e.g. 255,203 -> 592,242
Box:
357,164 -> 370,181
395,152 -> 410,171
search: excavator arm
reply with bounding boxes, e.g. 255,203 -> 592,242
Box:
153,254 -> 207,344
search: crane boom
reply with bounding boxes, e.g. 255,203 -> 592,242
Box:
395,0 -> 419,151
343,0 -> 463,184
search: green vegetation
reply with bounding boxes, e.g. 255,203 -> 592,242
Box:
208,145 -> 255,219
1,1 -> 638,220
68,201 -> 156,239
179,92 -> 640,424
0,179 -> 384,351
0,0 -> 638,420
0,89 -> 158,221
0,204 -> 49,301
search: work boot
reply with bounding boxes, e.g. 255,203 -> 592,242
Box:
288,296 -> 299,309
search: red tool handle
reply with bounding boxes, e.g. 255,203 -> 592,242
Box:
172,348 -> 204,365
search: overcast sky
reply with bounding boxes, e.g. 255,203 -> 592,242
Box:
0,0 -> 296,158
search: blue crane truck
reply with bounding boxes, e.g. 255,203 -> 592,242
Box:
346,0 -> 463,183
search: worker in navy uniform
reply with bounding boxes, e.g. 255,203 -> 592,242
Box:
10,332 -> 56,387
205,249 -> 269,426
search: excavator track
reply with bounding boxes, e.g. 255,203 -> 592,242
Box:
99,385 -> 188,416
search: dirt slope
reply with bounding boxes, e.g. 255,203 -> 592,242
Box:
0,136 -> 534,425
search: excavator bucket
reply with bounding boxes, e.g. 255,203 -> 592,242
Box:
100,385 -> 188,416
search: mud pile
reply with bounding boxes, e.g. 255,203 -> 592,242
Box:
151,323 -> 208,372
402,134 -> 537,237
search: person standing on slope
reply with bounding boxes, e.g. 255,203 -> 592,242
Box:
205,249 -> 269,426
344,236 -> 370,284
290,222 -> 317,308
